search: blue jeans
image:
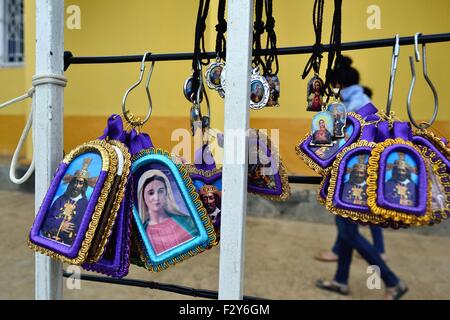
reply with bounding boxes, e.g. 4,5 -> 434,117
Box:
332,223 -> 385,255
333,216 -> 399,287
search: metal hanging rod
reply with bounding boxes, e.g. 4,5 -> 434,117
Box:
62,271 -> 267,300
64,32 -> 450,70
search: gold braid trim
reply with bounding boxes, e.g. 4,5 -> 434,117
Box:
325,140 -> 387,224
249,130 -> 291,201
366,138 -> 433,226
295,112 -> 365,176
317,174 -> 329,206
416,145 -> 450,223
295,133 -> 330,176
131,147 -> 217,272
28,140 -> 118,265
86,140 -> 132,263
185,165 -> 222,177
414,128 -> 450,159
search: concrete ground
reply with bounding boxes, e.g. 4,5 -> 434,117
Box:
1,189 -> 449,300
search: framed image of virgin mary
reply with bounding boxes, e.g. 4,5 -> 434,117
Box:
131,148 -> 217,271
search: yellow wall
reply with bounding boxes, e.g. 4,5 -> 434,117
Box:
1,0 -> 450,173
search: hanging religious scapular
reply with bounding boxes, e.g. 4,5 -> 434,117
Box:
326,88 -> 347,138
263,0 -> 280,108
366,121 -> 434,227
309,106 -> 335,147
205,58 -> 225,98
325,122 -> 393,227
247,129 -> 291,201
186,140 -> 223,240
249,67 -> 271,110
296,102 -> 378,176
204,0 -> 227,98
306,74 -> 326,112
82,114 -> 133,277
27,122 -> 131,266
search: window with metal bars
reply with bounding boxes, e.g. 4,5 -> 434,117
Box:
0,0 -> 24,65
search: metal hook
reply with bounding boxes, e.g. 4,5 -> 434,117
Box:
386,34 -> 400,115
191,59 -> 211,136
407,33 -> 439,130
122,51 -> 154,128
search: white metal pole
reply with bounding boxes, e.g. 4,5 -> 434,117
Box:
218,0 -> 254,300
34,0 -> 65,300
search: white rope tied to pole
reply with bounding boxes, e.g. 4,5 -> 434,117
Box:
2,74 -> 67,184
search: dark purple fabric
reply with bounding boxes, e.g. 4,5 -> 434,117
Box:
194,143 -> 216,171
393,122 -> 412,141
30,168 -> 108,259
82,180 -> 132,278
128,129 -> 154,156
375,121 -> 391,143
356,103 -> 378,119
98,114 -> 126,142
360,124 -> 377,142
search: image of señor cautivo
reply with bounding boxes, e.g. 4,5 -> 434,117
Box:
40,158 -> 98,246
137,170 -> 200,256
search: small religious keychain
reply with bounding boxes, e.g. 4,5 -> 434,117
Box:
306,74 -> 326,112
262,0 -> 280,108
249,67 -> 270,110
204,0 -> 227,98
309,103 -> 335,147
205,57 -> 225,98
326,88 -> 347,138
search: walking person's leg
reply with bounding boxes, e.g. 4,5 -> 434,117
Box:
314,222 -> 340,262
370,224 -> 386,257
317,217 -> 408,299
340,219 -> 408,299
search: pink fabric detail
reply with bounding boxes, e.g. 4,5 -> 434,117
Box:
146,218 -> 193,255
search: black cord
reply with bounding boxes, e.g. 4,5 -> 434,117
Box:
324,0 -> 343,98
253,0 -> 266,72
264,0 -> 279,76
301,0 -> 325,79
215,0 -> 227,60
63,272 -> 268,300
192,0 -> 211,99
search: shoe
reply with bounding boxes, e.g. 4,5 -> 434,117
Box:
314,251 -> 338,262
315,279 -> 349,295
385,281 -> 408,300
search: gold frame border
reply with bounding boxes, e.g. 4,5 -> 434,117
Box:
28,140 -> 118,265
317,174 -> 329,206
366,138 -> 433,226
416,145 -> 450,223
415,128 -> 450,159
325,140 -> 387,224
86,139 -> 132,263
131,147 -> 218,272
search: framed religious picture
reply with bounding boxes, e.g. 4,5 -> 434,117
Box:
130,148 -> 217,272
28,140 -> 119,265
309,111 -> 335,147
247,129 -> 291,201
306,75 -> 325,112
366,138 -> 433,226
